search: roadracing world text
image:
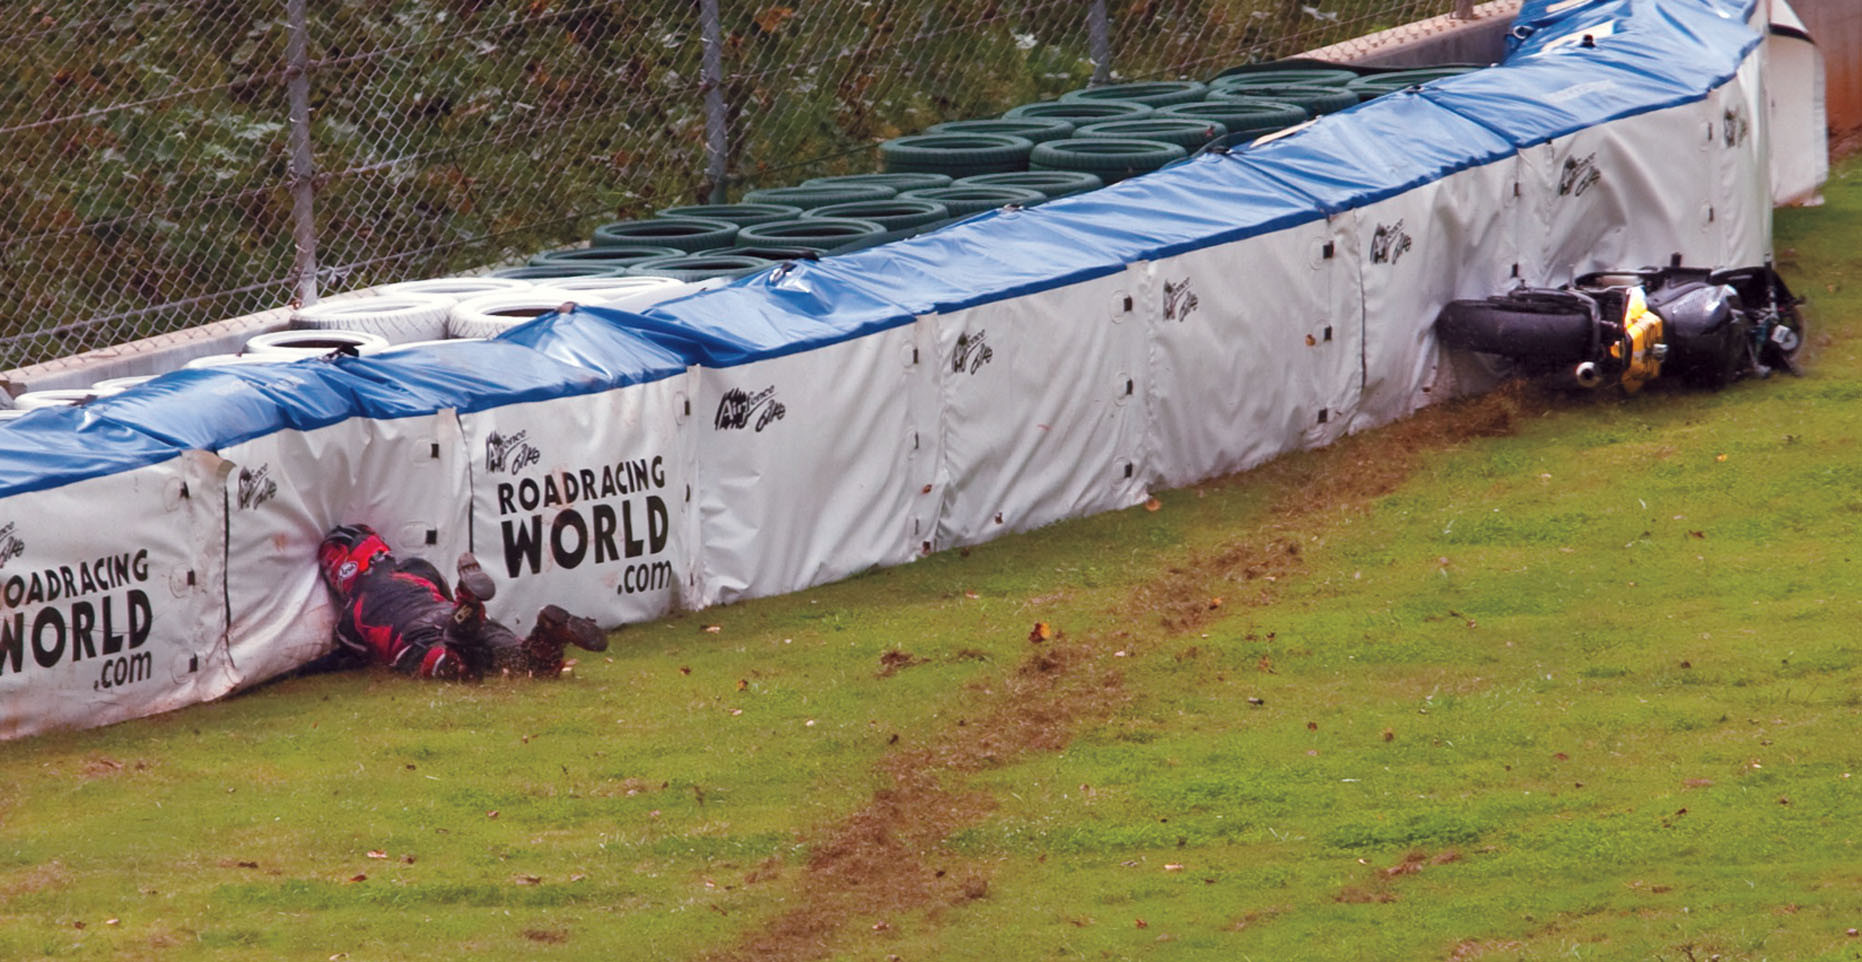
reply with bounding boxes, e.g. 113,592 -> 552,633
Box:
0,549 -> 158,691
495,455 -> 675,596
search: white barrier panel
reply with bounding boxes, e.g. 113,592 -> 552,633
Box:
1711,49 -> 1775,266
934,273 -> 1148,547
1354,157 -> 1523,427
1765,0 -> 1828,206
694,324 -> 936,604
1139,214 -> 1364,489
1520,97 -> 1727,287
0,452 -> 231,739
461,376 -> 692,632
218,414 -> 470,686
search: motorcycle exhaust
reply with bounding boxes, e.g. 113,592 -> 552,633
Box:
1573,361 -> 1603,388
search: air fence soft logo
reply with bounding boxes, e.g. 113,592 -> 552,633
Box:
235,465 -> 278,510
1559,153 -> 1601,197
485,430 -> 541,474
0,548 -> 157,692
494,450 -> 675,597
713,387 -> 786,432
1369,221 -> 1413,265
1163,279 -> 1199,322
0,522 -> 23,569
1722,108 -> 1749,148
953,330 -> 994,374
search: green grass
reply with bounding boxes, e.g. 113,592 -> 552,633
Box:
6,161 -> 1862,960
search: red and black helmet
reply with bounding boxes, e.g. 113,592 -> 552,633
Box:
317,523 -> 393,596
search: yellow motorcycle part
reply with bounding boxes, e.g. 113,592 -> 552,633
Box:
1609,287 -> 1664,393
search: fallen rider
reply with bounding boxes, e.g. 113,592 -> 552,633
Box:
313,523 -> 606,680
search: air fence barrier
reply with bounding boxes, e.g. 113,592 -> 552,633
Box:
0,0 -> 1810,739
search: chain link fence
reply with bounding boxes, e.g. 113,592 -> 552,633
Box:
1,0 -> 1458,371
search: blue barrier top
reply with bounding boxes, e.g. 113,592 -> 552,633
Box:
496,308 -> 692,383
84,361 -> 425,449
1229,89 -> 1516,213
0,406 -> 184,498
1510,0 -> 1758,56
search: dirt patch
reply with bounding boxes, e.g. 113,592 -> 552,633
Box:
875,649 -> 924,678
1449,938 -> 1526,960
709,637 -> 1123,962
706,386 -> 1533,962
1334,849 -> 1466,906
0,859 -> 73,900
77,756 -> 151,779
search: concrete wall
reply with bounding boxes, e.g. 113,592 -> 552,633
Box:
1306,1 -> 1518,68
1790,0 -> 1862,133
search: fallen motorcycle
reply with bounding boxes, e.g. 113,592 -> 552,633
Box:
1434,264 -> 1804,392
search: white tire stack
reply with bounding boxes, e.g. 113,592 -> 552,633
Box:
245,329 -> 391,357
13,389 -> 106,409
447,289 -> 578,340
545,275 -> 684,306
378,277 -> 533,300
291,293 -> 454,343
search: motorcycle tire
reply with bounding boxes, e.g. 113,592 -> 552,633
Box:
1436,294 -> 1596,361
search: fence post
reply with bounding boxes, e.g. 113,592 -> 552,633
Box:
700,0 -> 729,204
1453,0 -> 1476,19
1088,0 -> 1111,86
285,0 -> 318,306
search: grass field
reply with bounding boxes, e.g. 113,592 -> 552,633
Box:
4,157 -> 1861,961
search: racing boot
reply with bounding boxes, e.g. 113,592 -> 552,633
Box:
451,552 -> 495,629
455,552 -> 496,602
521,605 -> 607,676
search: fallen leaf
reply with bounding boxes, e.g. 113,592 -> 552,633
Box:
1256,655 -> 1275,674
1208,597 -> 1223,609
736,678 -> 748,691
753,6 -> 795,33
1135,918 -> 1149,929
1306,721 -> 1318,731
1688,530 -> 1705,539
487,810 -> 500,819
347,874 -> 367,883
679,666 -> 692,675
1715,453 -> 1727,462
1029,622 -> 1053,642
1382,728 -> 1395,742
964,590 -> 979,599
366,850 -> 388,860
1144,498 -> 1162,512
